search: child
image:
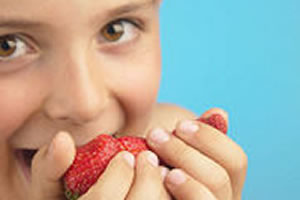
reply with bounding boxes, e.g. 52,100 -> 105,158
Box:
0,0 -> 247,199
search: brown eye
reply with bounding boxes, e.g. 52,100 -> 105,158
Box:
101,21 -> 125,42
0,35 -> 17,57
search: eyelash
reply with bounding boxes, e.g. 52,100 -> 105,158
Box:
0,35 -> 33,62
0,18 -> 143,62
98,18 -> 143,48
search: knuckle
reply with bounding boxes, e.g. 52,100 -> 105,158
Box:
172,144 -> 195,166
230,147 -> 248,173
210,167 -> 231,192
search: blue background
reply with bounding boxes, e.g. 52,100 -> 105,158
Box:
158,0 -> 300,199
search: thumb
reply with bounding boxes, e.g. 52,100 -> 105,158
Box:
31,131 -> 76,200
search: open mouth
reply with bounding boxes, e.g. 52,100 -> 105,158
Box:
15,149 -> 38,182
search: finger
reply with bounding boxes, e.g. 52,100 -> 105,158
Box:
31,131 -> 76,200
159,166 -> 170,181
147,128 -> 232,200
159,166 -> 172,200
165,169 -> 217,200
174,118 -> 248,198
80,151 -> 135,200
126,151 -> 163,200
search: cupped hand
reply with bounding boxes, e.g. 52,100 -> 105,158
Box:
146,108 -> 248,200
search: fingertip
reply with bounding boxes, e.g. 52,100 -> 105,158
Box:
121,151 -> 135,168
86,152 -> 135,200
54,131 -> 76,156
146,151 -> 159,167
108,151 -> 135,169
124,151 -> 163,200
136,151 -> 159,167
146,128 -> 170,147
159,166 -> 170,180
50,131 -> 76,178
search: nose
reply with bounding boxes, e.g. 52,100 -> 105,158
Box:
43,53 -> 109,126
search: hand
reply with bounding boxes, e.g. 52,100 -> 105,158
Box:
30,131 -> 76,200
146,108 -> 248,200
79,150 -> 171,200
30,131 -> 171,200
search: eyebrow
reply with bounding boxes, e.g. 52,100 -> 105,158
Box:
91,0 -> 157,26
0,0 -> 157,29
108,0 -> 157,17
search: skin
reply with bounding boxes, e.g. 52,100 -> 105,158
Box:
0,0 -> 248,199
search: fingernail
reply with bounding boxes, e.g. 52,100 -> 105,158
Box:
179,120 -> 199,135
47,140 -> 55,159
123,152 -> 135,168
147,151 -> 159,167
150,128 -> 169,144
48,131 -> 68,159
167,169 -> 186,185
161,167 -> 169,180
47,133 -> 59,158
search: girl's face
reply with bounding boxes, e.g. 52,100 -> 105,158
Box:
0,0 -> 161,197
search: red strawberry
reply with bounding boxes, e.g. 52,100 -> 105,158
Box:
63,113 -> 228,200
118,136 -> 149,157
197,114 -> 228,134
63,134 -> 121,200
63,134 -> 150,200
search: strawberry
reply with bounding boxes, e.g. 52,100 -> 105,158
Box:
63,134 -> 150,200
63,134 -> 122,200
197,114 -> 228,134
63,113 -> 228,200
118,136 -> 149,157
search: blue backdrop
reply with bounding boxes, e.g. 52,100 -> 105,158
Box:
158,0 -> 300,199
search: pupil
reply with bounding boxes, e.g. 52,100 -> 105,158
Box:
107,25 -> 116,35
1,41 -> 11,51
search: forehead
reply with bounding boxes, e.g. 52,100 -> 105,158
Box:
0,0 -> 157,31
0,0 -> 152,8
0,0 -> 155,19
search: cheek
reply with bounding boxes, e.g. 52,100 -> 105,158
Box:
0,79 -> 44,140
112,55 -> 161,117
123,69 -> 160,114
0,89 -> 30,140
106,30 -> 162,118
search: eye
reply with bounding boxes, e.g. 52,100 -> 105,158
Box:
100,19 -> 140,44
0,35 -> 30,61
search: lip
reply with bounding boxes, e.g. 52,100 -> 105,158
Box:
12,131 -> 118,182
15,149 -> 38,183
